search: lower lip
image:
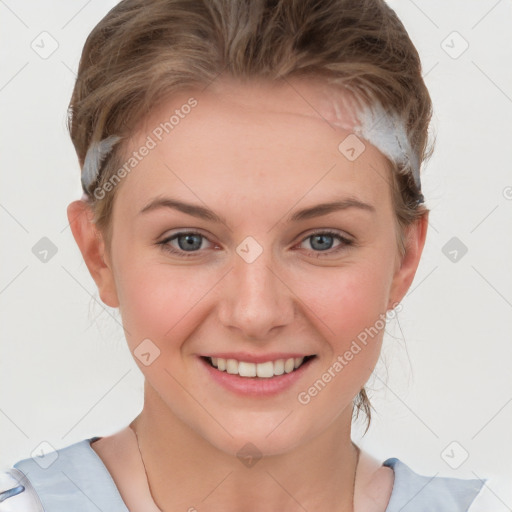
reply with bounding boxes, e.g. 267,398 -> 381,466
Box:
199,357 -> 315,397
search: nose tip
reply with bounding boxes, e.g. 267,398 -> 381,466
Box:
217,256 -> 295,340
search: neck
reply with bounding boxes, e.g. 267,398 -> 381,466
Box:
130,383 -> 360,512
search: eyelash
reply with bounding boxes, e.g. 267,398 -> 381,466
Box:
157,229 -> 354,258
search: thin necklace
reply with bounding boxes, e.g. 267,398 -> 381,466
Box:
352,443 -> 361,511
131,425 -> 360,512
131,425 -> 164,512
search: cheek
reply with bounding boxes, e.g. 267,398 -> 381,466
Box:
291,258 -> 393,389
115,246 -> 394,358
114,258 -> 215,352
288,263 -> 392,427
295,260 -> 392,346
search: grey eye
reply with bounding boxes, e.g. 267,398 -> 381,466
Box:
175,233 -> 204,251
308,233 -> 336,251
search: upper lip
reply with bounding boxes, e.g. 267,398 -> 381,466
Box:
200,352 -> 315,364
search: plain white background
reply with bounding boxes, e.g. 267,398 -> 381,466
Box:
1,0 -> 511,506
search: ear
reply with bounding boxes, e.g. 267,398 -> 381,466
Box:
388,212 -> 429,308
67,200 -> 120,308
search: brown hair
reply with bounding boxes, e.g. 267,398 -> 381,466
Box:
68,0 -> 434,433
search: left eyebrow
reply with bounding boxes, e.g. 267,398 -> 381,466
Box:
287,198 -> 376,222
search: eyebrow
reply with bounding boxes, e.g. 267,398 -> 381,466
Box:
139,196 -> 375,223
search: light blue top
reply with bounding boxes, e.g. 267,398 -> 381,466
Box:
1,437 -> 486,511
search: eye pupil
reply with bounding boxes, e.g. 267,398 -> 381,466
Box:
178,234 -> 202,251
311,234 -> 333,251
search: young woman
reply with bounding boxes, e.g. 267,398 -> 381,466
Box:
0,0 -> 490,510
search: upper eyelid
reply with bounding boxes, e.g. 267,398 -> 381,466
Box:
159,229 -> 216,245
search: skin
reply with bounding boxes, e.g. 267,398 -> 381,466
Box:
68,76 -> 428,511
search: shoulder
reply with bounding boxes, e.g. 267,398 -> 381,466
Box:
0,468 -> 44,511
1,438 -> 129,511
382,457 -> 487,512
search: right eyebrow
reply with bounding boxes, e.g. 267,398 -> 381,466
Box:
139,197 -> 226,224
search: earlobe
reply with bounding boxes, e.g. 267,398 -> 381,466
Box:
66,200 -> 120,308
388,212 -> 429,308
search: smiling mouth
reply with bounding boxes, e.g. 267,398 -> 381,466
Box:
202,355 -> 316,378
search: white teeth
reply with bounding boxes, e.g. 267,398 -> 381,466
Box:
226,358 -> 238,374
238,361 -> 256,377
208,356 -> 310,378
284,358 -> 295,373
256,361 -> 274,378
273,359 -> 284,375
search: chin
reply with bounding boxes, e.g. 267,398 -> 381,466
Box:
210,433 -> 301,461
195,415 -> 317,460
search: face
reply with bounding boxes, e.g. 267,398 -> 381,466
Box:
80,77 -> 424,456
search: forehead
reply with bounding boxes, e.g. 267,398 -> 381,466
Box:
201,75 -> 361,127
116,76 -> 393,216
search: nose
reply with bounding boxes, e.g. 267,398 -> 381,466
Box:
217,246 -> 296,340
